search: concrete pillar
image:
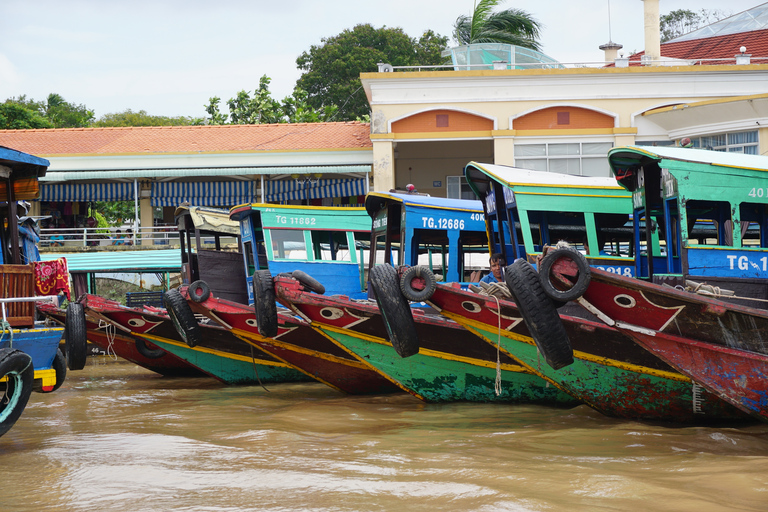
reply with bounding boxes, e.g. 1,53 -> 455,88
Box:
493,137 -> 516,167
372,140 -> 396,192
139,196 -> 154,246
599,41 -> 623,63
642,0 -> 661,64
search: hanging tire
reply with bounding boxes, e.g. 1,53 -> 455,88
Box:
0,348 -> 34,437
163,288 -> 202,348
50,348 -> 66,392
188,280 -> 211,303
290,270 -> 325,294
399,265 -> 437,302
252,270 -> 278,338
369,264 -> 419,358
505,259 -> 574,370
64,302 -> 87,371
135,337 -> 166,359
538,246 -> 591,303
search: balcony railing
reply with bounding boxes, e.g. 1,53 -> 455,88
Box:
38,226 -> 240,250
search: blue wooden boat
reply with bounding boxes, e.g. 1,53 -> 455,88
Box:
0,146 -> 87,437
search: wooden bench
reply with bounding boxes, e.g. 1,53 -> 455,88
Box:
125,291 -> 165,308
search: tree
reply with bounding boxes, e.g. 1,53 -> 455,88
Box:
205,75 -> 340,125
4,94 -> 93,128
296,24 -> 449,121
660,9 -> 731,43
0,102 -> 53,129
92,109 -> 202,127
453,0 -> 542,50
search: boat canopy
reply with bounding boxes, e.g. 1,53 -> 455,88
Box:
174,205 -> 240,236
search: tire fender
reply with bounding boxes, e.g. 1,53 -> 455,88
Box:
538,247 -> 591,303
399,265 -> 437,302
135,337 -> 166,359
163,288 -> 202,348
65,302 -> 88,371
252,270 -> 278,338
0,348 -> 34,437
188,280 -> 211,303
370,264 -> 419,358
290,270 -> 325,294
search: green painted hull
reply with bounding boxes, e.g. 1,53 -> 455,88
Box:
322,328 -> 577,405
471,325 -> 747,422
146,337 -> 310,385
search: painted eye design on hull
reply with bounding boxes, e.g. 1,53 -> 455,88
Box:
320,307 -> 344,320
128,318 -> 146,327
246,319 -> 258,327
461,301 -> 482,314
614,294 -> 636,308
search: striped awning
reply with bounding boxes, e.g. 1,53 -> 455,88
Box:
40,182 -> 135,202
152,181 -> 257,207
265,178 -> 367,202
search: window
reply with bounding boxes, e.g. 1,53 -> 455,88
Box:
447,176 -> 477,200
514,142 -> 613,177
686,200 -> 732,246
270,229 -> 306,259
311,230 -> 352,261
686,130 -> 758,154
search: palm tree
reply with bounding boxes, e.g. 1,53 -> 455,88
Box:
454,0 -> 543,51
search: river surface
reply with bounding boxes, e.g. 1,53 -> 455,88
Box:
2,357 -> 767,512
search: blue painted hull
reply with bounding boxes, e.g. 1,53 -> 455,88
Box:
0,325 -> 63,371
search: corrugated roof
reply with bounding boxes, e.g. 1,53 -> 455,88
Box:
0,122 -> 372,157
43,249 -> 180,273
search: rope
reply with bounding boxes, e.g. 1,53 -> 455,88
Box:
686,281 -> 768,303
490,294 -> 503,396
99,319 -> 118,360
0,320 -> 13,348
250,344 -> 269,393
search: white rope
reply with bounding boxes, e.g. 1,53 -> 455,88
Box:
490,294 -> 503,396
99,319 -> 118,360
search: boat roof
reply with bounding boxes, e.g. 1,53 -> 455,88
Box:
229,202 -> 371,231
42,249 -> 180,273
464,161 -> 625,196
174,204 -> 240,236
608,146 -> 768,174
364,191 -> 482,218
0,145 -> 49,178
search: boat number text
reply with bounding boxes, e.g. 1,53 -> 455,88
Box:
727,254 -> 768,271
748,187 -> 768,199
422,217 -> 465,230
594,266 -> 633,277
275,215 -> 316,226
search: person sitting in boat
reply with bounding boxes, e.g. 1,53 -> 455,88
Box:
470,253 -> 505,284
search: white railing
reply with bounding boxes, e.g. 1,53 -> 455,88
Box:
39,225 -> 180,248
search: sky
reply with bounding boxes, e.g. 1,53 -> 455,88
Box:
0,0 -> 763,120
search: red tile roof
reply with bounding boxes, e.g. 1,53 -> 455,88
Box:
628,28 -> 768,65
0,122 -> 372,156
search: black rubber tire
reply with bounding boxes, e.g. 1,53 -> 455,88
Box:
538,247 -> 591,303
188,280 -> 211,303
252,270 -> 278,338
163,288 -> 202,348
50,348 -> 66,392
0,348 -> 34,437
64,302 -> 87,371
369,264 -> 419,358
290,270 -> 325,294
135,337 -> 166,359
505,259 -> 574,370
399,265 -> 437,302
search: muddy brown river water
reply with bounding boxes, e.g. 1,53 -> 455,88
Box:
1,357 -> 767,511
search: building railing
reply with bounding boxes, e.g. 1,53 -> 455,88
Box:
38,226 -> 239,250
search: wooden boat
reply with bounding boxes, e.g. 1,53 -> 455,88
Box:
0,146 -> 88,437
169,202 -> 401,394
418,160 -> 752,423
36,301 -> 202,377
539,146 -> 768,421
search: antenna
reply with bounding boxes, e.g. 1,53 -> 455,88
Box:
608,0 -> 613,42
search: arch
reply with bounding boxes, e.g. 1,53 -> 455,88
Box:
390,108 -> 496,134
512,105 -> 617,130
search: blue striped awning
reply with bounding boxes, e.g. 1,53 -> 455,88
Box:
152,181 -> 257,207
265,178 -> 367,202
40,182 -> 135,202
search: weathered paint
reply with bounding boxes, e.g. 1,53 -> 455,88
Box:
180,287 -> 401,395
428,282 -> 750,423
628,329 -> 768,422
0,327 -> 62,371
141,334 -> 306,385
275,276 -> 578,405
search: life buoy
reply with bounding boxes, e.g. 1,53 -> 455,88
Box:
65,302 -> 87,371
252,270 -> 278,338
505,259 -> 574,370
290,270 -> 325,294
163,288 -> 202,347
538,247 -> 591,303
188,280 -> 211,303
0,348 -> 34,437
399,265 -> 437,302
135,337 -> 166,359
369,264 -> 419,358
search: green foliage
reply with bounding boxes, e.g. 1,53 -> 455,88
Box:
660,9 -> 730,43
92,109 -> 203,127
206,75 -> 339,125
296,24 -> 449,121
3,94 -> 93,128
453,0 -> 542,50
92,201 -> 135,226
0,102 -> 53,129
